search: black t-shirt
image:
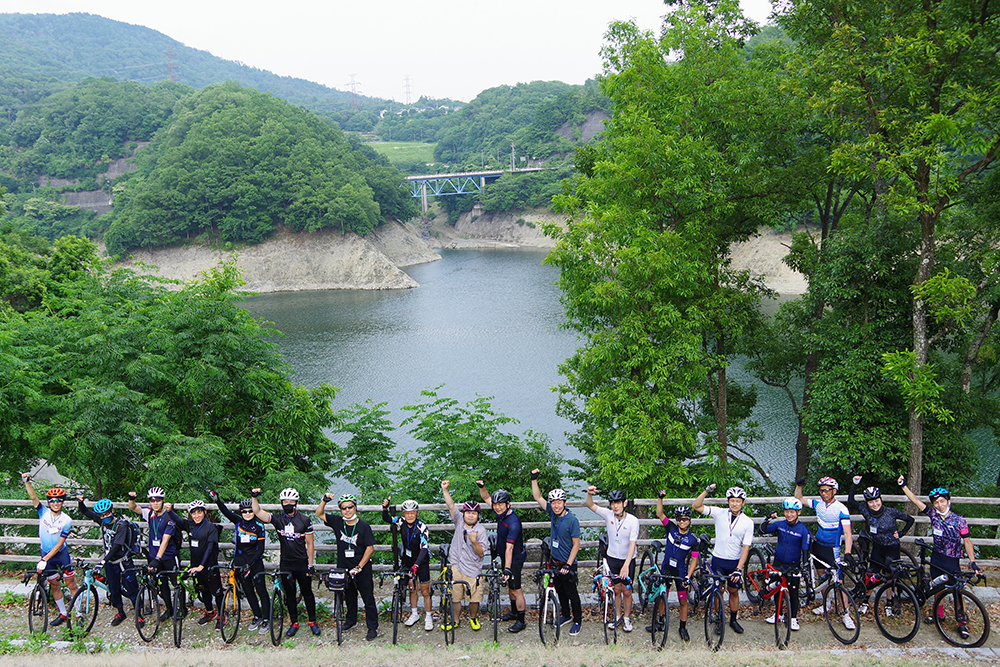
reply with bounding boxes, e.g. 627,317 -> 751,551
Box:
174,517 -> 220,568
323,514 -> 375,571
269,510 -> 313,565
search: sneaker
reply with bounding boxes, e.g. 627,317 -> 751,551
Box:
729,619 -> 744,634
958,623 -> 970,639
791,618 -> 800,631
842,613 -> 856,630
135,615 -> 145,629
215,618 -> 223,630
858,603 -> 870,615
622,617 -> 633,632
679,626 -> 690,641
50,614 -> 67,628
198,610 -> 217,626
441,620 -> 458,632
469,618 -> 481,631
286,623 -> 299,637
569,622 -> 582,636
366,628 -> 378,641
405,610 -> 420,626
500,609 -> 518,622
159,609 -> 173,622
310,622 -> 321,636
886,606 -> 895,618
257,619 -> 270,635
424,614 -> 434,631
508,619 -> 526,633
607,617 -> 619,629
765,613 -> 777,625
558,615 -> 572,627
111,612 -> 126,627
812,604 -> 827,616
248,617 -> 263,631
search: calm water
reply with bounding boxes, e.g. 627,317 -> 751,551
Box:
242,250 -> 997,487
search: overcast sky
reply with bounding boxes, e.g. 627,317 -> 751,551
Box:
1,0 -> 775,103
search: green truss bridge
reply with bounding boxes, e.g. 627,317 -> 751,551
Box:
404,168 -> 547,212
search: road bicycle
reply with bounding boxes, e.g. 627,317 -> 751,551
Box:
591,559 -> 617,645
213,564 -> 242,644
799,552 -> 861,644
744,562 -> 798,649
160,567 -> 200,647
68,558 -> 116,635
429,546 -> 471,646
22,564 -> 72,634
684,535 -> 714,615
700,571 -> 730,652
323,567 -> 352,645
379,567 -> 413,645
479,535 -> 505,643
646,572 -> 684,650
256,569 -> 291,646
134,565 -> 161,641
871,538 -> 990,647
534,564 -> 561,646
635,539 -> 664,615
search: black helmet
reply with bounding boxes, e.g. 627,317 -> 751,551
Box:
608,490 -> 626,502
674,506 -> 693,519
491,489 -> 512,505
239,498 -> 253,510
863,486 -> 881,502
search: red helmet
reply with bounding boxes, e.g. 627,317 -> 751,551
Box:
45,488 -> 67,499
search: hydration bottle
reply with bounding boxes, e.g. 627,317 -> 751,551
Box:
931,573 -> 950,587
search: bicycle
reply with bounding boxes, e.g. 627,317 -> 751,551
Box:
323,567 -> 351,646
872,538 -> 990,648
800,552 -> 861,644
744,562 -> 798,649
68,558 -> 115,635
213,564 -> 242,644
591,559 -> 616,645
534,565 -> 560,646
646,572 -> 684,650
379,567 -> 413,645
700,572 -> 729,652
429,549 -> 471,647
134,565 -> 161,641
684,535 -> 714,615
160,567 -> 199,647
635,539 -> 664,615
22,566 -> 70,634
256,569 -> 290,646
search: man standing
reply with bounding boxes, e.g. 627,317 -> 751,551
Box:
317,492 -> 378,641
76,495 -> 139,626
477,480 -> 527,632
585,486 -> 639,632
22,474 -> 77,627
692,484 -> 753,634
530,469 -> 582,636
441,480 -> 488,631
128,487 -> 178,622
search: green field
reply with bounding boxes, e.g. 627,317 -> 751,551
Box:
366,141 -> 437,168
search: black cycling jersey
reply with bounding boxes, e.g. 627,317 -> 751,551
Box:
214,500 -> 266,566
846,483 -> 914,547
174,517 -> 220,569
268,510 -> 312,565
496,508 -> 527,566
78,500 -> 134,564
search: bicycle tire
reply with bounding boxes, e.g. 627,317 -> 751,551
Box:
269,588 -> 284,646
69,584 -> 99,635
539,588 -> 559,646
334,590 -> 344,645
489,582 -> 500,643
703,587 -> 725,651
440,589 -> 455,646
637,551 -> 655,615
933,587 -> 990,648
872,580 -> 920,644
172,585 -> 185,647
601,589 -> 616,645
219,585 -> 240,644
743,547 -> 768,604
650,591 -> 669,650
28,584 -> 48,634
135,581 -> 160,641
391,583 -> 402,645
775,587 -> 792,649
823,581 -> 861,644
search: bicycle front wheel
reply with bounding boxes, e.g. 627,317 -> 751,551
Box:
823,582 -> 861,645
172,586 -> 185,647
872,581 -> 920,644
28,584 -> 48,634
637,551 -> 655,615
334,591 -> 344,646
489,585 -> 500,643
219,585 -> 240,644
269,588 -> 285,646
135,582 -> 160,641
440,590 -> 455,646
69,584 -> 99,635
704,587 -> 725,652
775,588 -> 792,649
650,591 -> 669,650
601,590 -> 616,645
934,587 -> 990,648
743,548 -> 768,604
539,588 -> 559,646
391,584 -> 402,645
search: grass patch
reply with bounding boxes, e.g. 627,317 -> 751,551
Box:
366,141 -> 437,167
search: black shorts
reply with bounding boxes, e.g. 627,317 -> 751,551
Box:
505,561 -> 524,591
606,556 -> 635,587
401,559 -> 431,584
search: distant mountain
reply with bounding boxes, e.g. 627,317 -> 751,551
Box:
0,12 -> 384,125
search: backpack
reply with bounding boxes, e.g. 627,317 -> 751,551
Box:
120,519 -> 143,557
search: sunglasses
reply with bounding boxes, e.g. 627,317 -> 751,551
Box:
48,498 -> 65,503
240,509 -> 254,514
340,504 -> 356,510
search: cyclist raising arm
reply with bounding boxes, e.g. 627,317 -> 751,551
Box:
22,473 -> 77,627
382,495 -> 434,631
899,476 -> 980,576
652,491 -> 699,641
692,483 -> 753,634
795,476 -> 855,629
442,480 -> 488,632
530,470 -> 582,636
585,485 -> 639,633
76,495 -> 139,626
478,480 -> 528,633
209,491 -> 270,635
847,475 -> 914,578
317,493 -> 379,641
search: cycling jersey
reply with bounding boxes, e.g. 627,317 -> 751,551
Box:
383,508 -> 430,567
268,510 -> 313,565
36,504 -> 72,559
659,517 -> 699,572
495,508 -> 527,565
174,517 -> 220,569
78,500 -> 135,564
323,514 -> 375,571
215,500 -> 266,566
704,505 -> 753,561
760,516 -> 811,566
923,506 -> 970,559
809,498 -> 850,548
592,506 -> 639,560
140,506 -> 179,559
845,483 -> 914,547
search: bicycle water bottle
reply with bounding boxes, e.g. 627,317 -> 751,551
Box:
767,574 -> 779,591
931,573 -> 949,587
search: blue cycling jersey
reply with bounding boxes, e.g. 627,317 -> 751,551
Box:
761,518 -> 811,566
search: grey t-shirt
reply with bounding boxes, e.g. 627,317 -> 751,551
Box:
449,510 -> 488,576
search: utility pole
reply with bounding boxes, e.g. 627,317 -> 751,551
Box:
346,74 -> 361,112
403,75 -> 413,106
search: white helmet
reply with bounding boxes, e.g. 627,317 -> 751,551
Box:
782,497 -> 802,511
279,488 -> 299,502
400,499 -> 419,512
725,487 -> 747,500
147,487 -> 165,499
188,500 -> 206,511
548,488 -> 567,502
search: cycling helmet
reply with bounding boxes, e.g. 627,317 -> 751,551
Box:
400,499 -> 419,512
817,476 -> 839,490
863,486 -> 881,501
782,497 -> 803,510
45,487 -> 67,499
338,494 -> 358,508
279,488 -> 299,502
674,506 -> 693,519
93,498 -> 113,514
238,498 -> 253,510
461,500 -> 481,513
608,490 -> 627,502
547,488 -> 567,502
490,489 -> 512,505
188,500 -> 206,511
147,487 -> 166,499
929,487 -> 951,502
725,487 -> 747,499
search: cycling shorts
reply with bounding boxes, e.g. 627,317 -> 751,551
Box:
606,556 -> 635,586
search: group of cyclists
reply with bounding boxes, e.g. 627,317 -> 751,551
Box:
20,469 -> 982,646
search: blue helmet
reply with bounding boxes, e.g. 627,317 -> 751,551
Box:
93,498 -> 113,513
929,487 -> 951,502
